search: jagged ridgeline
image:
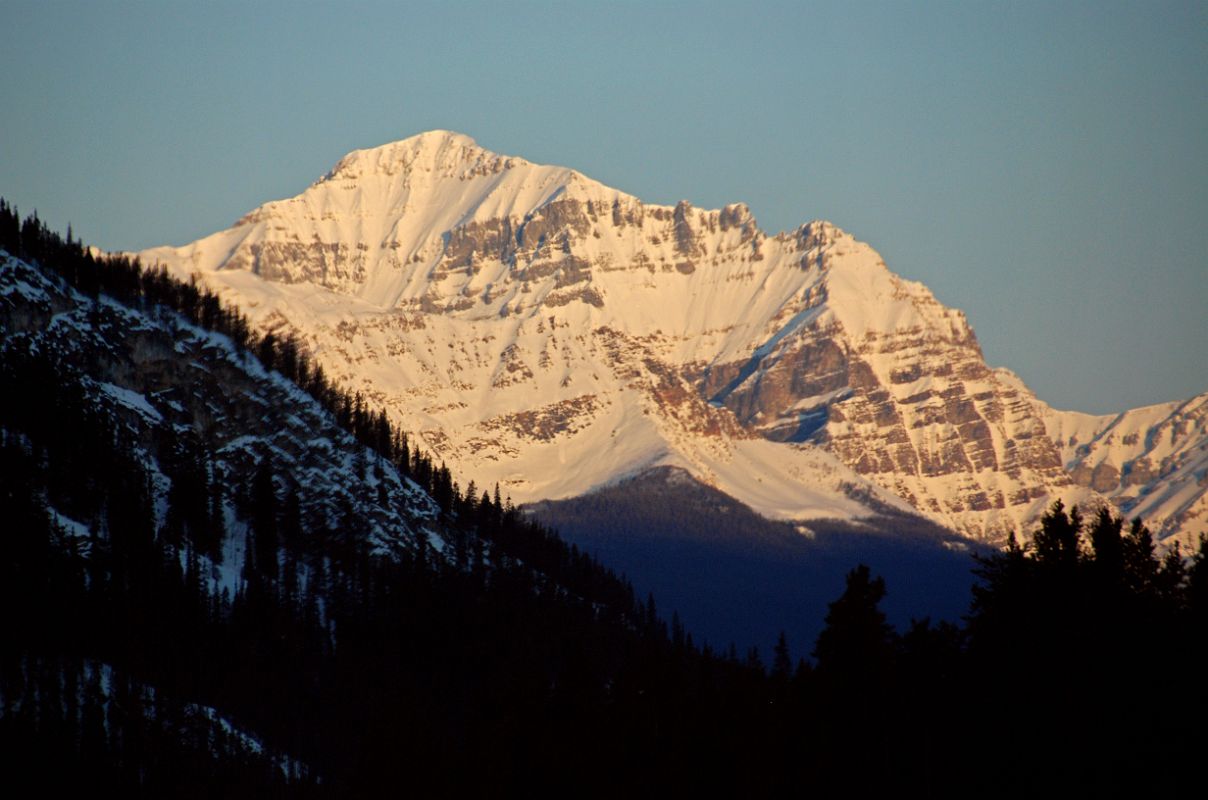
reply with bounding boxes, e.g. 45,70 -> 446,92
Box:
135,132 -> 1208,550
3,203 -> 1205,795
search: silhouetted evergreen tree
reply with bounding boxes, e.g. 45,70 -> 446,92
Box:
812,564 -> 896,682
248,456 -> 278,582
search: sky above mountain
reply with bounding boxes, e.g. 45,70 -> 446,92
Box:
2,0 -> 1204,415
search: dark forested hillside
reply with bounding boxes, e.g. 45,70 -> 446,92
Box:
2,202 -> 1204,795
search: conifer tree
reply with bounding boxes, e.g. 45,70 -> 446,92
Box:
249,456 -> 278,581
1088,506 -> 1124,580
812,564 -> 895,683
1121,517 -> 1158,596
771,631 -> 792,680
1031,500 -> 1082,566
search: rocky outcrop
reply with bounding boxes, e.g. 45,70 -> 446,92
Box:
0,252 -> 441,557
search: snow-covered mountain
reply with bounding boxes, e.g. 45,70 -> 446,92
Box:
138,131 -> 1206,546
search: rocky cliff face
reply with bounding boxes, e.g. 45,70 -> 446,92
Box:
136,131 -> 1204,546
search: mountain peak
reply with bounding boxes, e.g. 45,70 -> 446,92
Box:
323,130 -> 524,183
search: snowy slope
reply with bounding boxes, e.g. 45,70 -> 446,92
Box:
1040,393 -> 1208,549
134,131 -> 1203,545
0,250 -> 443,579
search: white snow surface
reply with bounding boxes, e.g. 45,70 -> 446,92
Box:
97,381 -> 164,422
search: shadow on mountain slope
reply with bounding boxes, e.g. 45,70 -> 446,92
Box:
528,466 -> 985,658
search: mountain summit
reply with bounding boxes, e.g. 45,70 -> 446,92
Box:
138,133 -> 1207,546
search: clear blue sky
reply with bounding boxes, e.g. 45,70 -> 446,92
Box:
2,0 -> 1204,413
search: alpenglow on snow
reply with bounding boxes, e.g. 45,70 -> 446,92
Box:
137,131 -> 1208,548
